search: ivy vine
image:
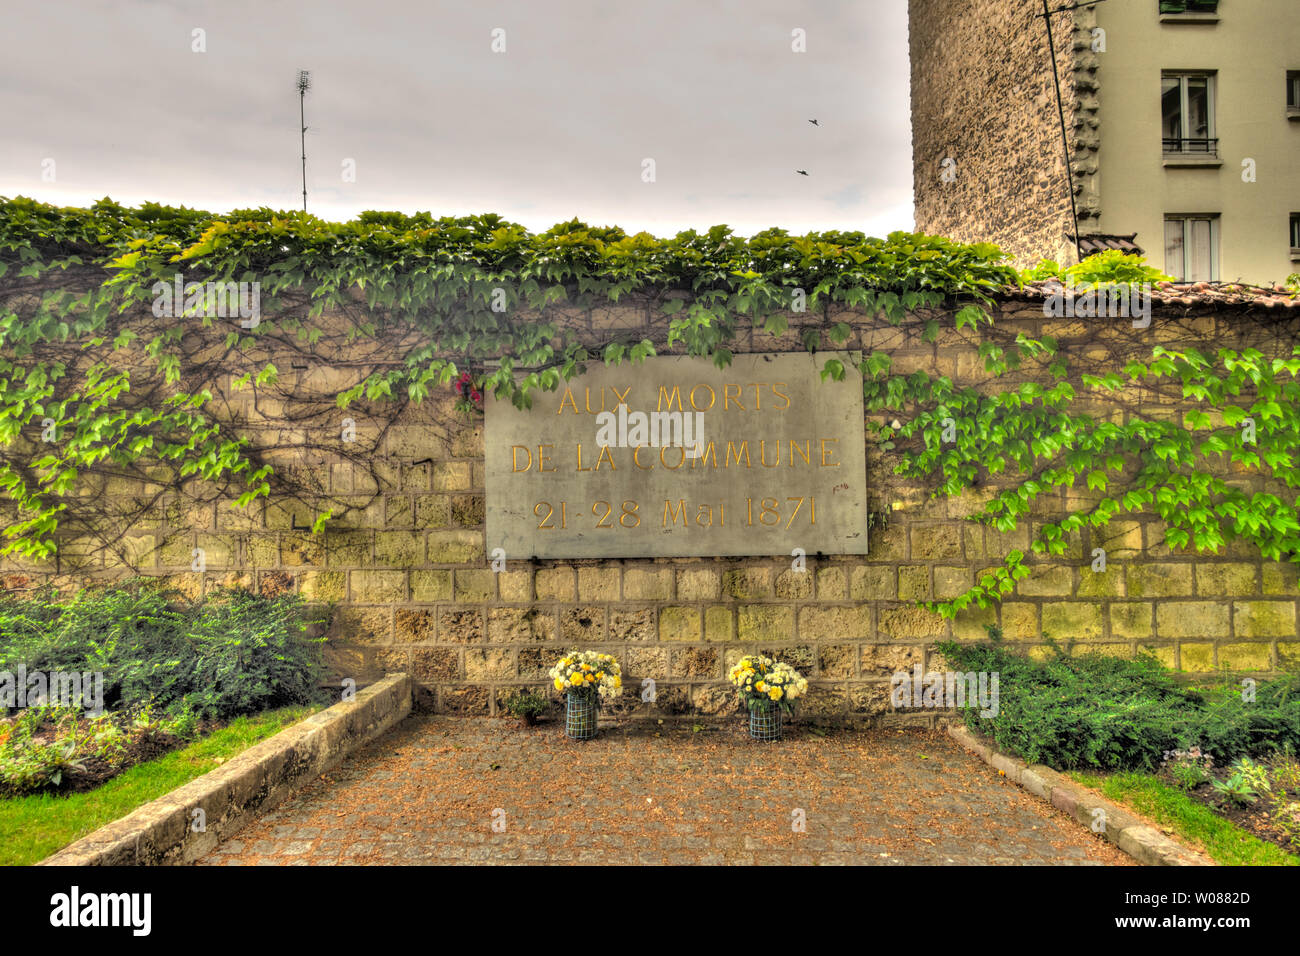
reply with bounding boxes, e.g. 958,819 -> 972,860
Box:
3,195 -> 1299,620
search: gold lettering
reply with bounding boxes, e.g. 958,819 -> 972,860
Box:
771,382 -> 790,410
611,385 -> 632,405
689,441 -> 718,467
689,384 -> 716,411
595,445 -> 616,470
511,445 -> 532,472
660,445 -> 685,470
725,440 -> 751,468
537,444 -> 555,473
664,499 -> 688,526
584,387 -> 606,414
748,383 -> 764,409
789,440 -> 811,466
557,388 -> 579,415
820,437 -> 840,467
633,445 -> 655,470
657,385 -> 683,411
723,383 -> 744,410
576,443 -> 590,472
759,439 -> 781,467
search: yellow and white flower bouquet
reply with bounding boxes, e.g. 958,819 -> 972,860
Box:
550,650 -> 623,701
729,654 -> 807,714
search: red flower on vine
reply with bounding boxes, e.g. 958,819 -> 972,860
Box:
454,371 -> 483,410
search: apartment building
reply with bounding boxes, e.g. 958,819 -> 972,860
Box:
910,0 -> 1300,284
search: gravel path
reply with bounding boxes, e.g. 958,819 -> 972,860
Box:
200,716 -> 1133,866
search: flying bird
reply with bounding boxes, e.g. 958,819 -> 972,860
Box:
796,169 -> 809,176
808,119 -> 819,126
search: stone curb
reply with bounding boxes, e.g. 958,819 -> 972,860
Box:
38,673 -> 414,866
947,724 -> 1214,867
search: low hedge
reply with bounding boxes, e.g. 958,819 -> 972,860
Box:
937,639 -> 1300,771
0,579 -> 330,720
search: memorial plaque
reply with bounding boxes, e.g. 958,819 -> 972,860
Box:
485,352 -> 868,558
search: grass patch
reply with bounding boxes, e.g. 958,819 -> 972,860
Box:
1071,770 -> 1300,867
0,705 -> 317,866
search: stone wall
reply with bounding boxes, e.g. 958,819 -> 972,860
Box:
4,295 -> 1298,724
909,0 -> 1099,267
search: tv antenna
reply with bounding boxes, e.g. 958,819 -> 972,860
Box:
297,70 -> 311,212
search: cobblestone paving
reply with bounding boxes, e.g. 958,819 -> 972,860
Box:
201,716 -> 1133,865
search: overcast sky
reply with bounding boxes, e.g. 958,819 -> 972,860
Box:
0,0 -> 912,237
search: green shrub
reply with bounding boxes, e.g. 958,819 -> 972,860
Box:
0,579 -> 330,720
936,641 -> 1300,771
1212,771 -> 1259,807
0,710 -> 86,794
501,690 -> 550,720
1021,250 -> 1174,288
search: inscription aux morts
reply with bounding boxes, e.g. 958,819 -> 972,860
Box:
484,352 -> 869,559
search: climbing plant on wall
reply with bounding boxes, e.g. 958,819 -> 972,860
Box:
2,195 -> 1299,617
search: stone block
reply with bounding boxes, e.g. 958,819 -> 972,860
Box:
799,605 -> 872,641
898,566 -> 931,601
850,565 -> 895,600
738,606 -> 795,642
624,568 -> 674,600
374,531 -> 423,568
427,531 -> 483,563
1017,565 -> 1073,597
774,568 -> 813,599
660,606 -> 702,642
722,568 -> 773,599
910,524 -> 963,559
704,606 -> 735,642
1127,563 -> 1193,598
578,567 -> 620,602
1000,602 -> 1039,639
1156,602 -> 1228,639
1196,563 -> 1257,597
815,567 -> 847,600
535,567 -> 575,601
349,570 -> 406,603
454,569 -> 495,602
1232,601 -> 1296,638
1042,602 -> 1103,641
1110,602 -> 1153,639
410,570 -> 453,601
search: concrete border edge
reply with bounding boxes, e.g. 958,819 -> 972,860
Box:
37,672 -> 414,866
946,723 -> 1215,867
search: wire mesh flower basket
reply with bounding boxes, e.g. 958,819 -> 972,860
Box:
566,690 -> 598,740
730,654 -> 804,742
550,650 -> 622,740
749,700 -> 783,742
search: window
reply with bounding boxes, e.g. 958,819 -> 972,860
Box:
1160,0 -> 1218,11
1164,216 -> 1219,281
1291,214 -> 1300,259
1288,72 -> 1300,117
1162,73 -> 1216,154
1159,0 -> 1220,19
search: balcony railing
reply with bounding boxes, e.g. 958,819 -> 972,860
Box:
1160,0 -> 1219,13
1163,137 -> 1219,155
